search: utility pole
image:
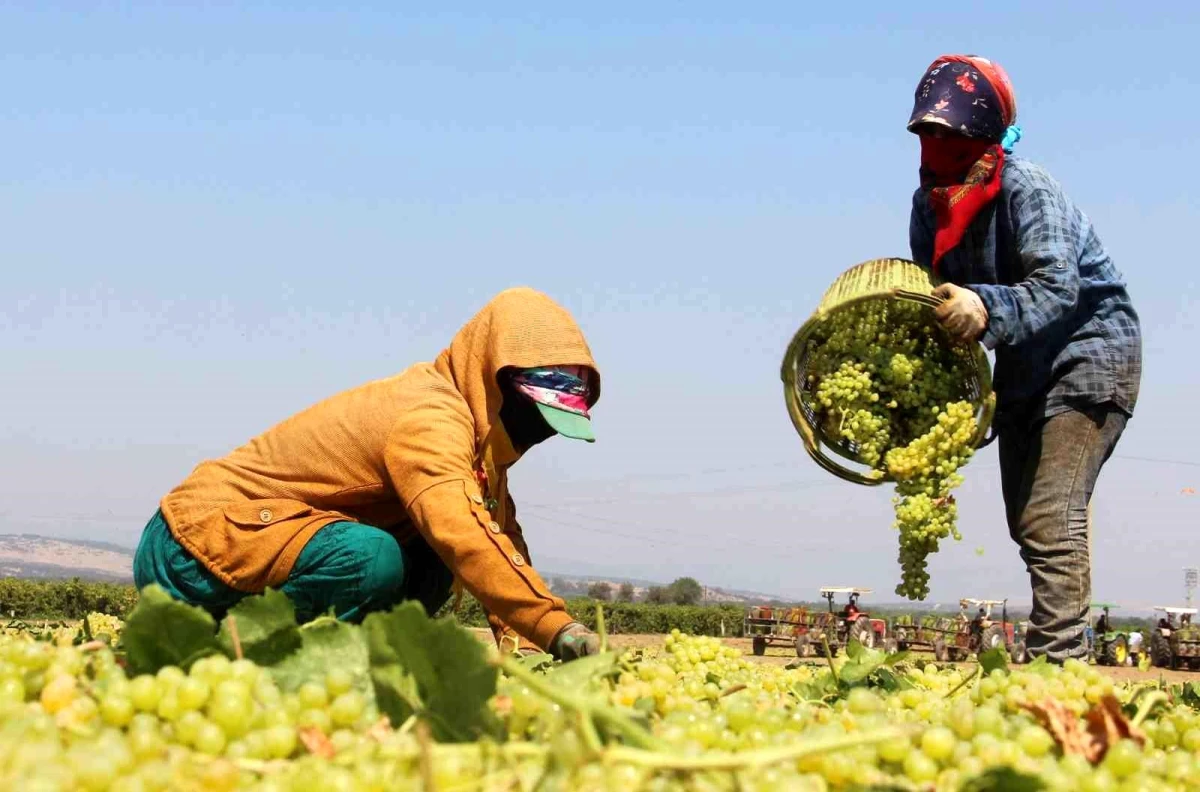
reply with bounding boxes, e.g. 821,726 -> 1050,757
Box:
1185,568 -> 1198,608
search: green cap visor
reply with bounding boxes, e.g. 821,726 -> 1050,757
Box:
535,403 -> 595,443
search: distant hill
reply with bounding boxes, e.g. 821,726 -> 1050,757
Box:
542,573 -> 787,604
0,535 -> 134,582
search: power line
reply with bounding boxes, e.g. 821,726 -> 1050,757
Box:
1112,453 -> 1200,469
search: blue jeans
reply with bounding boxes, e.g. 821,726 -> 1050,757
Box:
999,405 -> 1127,662
133,510 -> 453,623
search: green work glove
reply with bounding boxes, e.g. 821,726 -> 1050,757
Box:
549,622 -> 600,662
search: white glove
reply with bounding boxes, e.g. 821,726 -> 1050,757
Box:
932,283 -> 989,343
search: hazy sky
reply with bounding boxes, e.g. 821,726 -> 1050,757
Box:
2,3 -> 1197,611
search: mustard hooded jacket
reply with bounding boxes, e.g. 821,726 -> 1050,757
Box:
160,287 -> 600,650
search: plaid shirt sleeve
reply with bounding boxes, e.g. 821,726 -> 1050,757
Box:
967,182 -> 1082,350
909,189 -> 934,268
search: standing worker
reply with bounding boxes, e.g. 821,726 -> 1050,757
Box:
905,55 -> 1142,662
133,287 -> 603,662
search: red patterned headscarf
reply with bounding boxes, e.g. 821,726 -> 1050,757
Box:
908,55 -> 1018,272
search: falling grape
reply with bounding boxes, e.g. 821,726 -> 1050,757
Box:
805,300 -> 978,599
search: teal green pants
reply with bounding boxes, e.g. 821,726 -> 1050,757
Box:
133,510 -> 453,624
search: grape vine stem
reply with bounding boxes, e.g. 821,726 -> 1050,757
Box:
497,656 -> 664,751
227,614 -> 244,661
602,728 -> 905,770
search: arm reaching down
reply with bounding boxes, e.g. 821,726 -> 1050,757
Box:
385,398 -> 574,651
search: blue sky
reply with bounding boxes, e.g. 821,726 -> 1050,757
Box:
2,3 -> 1197,610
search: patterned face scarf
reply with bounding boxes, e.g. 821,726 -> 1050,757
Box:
510,366 -> 592,418
907,55 -> 1019,273
505,365 -> 595,445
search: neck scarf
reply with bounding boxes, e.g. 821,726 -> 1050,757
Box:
920,135 -> 1005,273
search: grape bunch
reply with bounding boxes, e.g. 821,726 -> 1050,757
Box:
804,300 -> 979,599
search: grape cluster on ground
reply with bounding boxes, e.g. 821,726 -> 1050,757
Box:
2,587 -> 1200,791
804,300 -> 981,600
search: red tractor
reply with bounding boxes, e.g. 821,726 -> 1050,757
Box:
793,587 -> 891,658
933,598 -> 1015,662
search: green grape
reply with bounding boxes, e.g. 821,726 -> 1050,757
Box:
1103,739 -> 1144,780
298,681 -> 329,709
99,693 -> 135,727
264,724 -> 299,759
177,676 -> 210,711
128,675 -> 161,713
329,691 -> 366,728
325,668 -> 355,697
194,720 -> 228,755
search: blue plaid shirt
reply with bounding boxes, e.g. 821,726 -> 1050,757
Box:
910,156 -> 1142,427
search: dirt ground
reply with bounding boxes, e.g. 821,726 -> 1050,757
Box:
475,630 -> 1200,684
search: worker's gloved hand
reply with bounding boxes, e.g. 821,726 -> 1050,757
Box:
549,622 -> 600,662
932,283 -> 989,343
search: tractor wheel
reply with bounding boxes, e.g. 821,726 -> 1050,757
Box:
1102,636 -> 1128,667
934,639 -> 949,663
1151,631 -> 1174,669
849,617 -> 876,649
794,634 -> 811,659
752,636 -> 767,657
980,625 -> 1007,653
1010,641 -> 1027,665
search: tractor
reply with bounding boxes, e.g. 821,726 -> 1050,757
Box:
932,599 -> 1014,662
793,587 -> 890,659
1150,606 -> 1200,670
1086,603 -> 1131,667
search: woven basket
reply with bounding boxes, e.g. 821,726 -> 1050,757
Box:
781,257 -> 995,486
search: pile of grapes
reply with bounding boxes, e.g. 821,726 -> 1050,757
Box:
2,586 -> 1200,792
804,300 -> 982,600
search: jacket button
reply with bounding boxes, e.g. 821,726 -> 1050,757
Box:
488,521 -> 502,534
259,509 -> 273,523
471,494 -> 484,505
511,553 -> 525,566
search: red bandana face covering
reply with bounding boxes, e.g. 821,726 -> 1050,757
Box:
920,135 -> 1004,273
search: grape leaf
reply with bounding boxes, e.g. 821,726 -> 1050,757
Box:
119,584 -> 222,675
960,766 -> 1045,792
839,643 -> 888,685
364,601 -> 501,742
514,652 -> 555,674
218,588 -> 302,665
1024,655 -> 1054,677
1083,694 -> 1147,760
978,646 -> 1009,675
270,615 -> 374,706
1022,697 -> 1097,761
545,651 -> 619,690
1180,681 -> 1200,710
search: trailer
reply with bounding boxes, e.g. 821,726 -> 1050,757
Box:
892,598 -> 1014,662
742,587 -> 889,658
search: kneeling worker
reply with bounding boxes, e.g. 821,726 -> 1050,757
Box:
133,288 -> 602,662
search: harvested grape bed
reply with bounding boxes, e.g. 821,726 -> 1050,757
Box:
2,589 -> 1200,791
